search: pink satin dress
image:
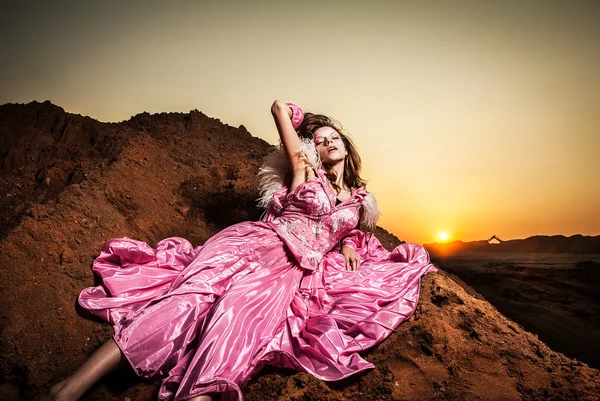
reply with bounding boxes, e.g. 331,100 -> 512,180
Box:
78,170 -> 437,401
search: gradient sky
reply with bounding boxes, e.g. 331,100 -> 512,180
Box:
1,0 -> 599,244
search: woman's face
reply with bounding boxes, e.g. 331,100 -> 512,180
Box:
313,126 -> 347,165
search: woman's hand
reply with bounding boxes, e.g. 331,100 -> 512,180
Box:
341,246 -> 360,271
271,100 -> 293,119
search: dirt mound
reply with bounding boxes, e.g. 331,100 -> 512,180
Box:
0,102 -> 598,400
0,101 -> 128,238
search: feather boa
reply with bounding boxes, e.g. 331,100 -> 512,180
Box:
257,138 -> 380,229
361,192 -> 380,230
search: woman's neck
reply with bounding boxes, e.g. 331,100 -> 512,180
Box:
328,161 -> 346,191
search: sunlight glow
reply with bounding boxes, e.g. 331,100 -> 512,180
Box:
1,2 -> 598,244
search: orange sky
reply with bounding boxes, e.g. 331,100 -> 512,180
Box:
1,1 -> 598,245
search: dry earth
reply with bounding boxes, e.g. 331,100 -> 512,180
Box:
430,251 -> 600,370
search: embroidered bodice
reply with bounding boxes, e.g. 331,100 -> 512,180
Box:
264,170 -> 367,271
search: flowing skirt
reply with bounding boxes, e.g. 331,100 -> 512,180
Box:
79,221 -> 436,400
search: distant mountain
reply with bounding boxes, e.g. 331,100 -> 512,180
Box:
425,234 -> 600,256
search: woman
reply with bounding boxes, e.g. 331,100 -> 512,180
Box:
39,101 -> 436,401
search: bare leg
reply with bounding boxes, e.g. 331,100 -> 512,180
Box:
37,338 -> 123,401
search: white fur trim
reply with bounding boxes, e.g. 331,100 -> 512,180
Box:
257,138 -> 321,209
361,192 -> 381,229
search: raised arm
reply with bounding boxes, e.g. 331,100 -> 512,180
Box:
271,100 -> 312,191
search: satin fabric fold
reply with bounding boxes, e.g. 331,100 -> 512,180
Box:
78,171 -> 436,401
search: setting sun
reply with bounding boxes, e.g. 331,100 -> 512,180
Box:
439,232 -> 449,242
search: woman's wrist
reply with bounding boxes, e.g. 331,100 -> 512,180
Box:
285,102 -> 304,130
271,100 -> 290,116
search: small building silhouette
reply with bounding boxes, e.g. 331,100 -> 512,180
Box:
487,235 -> 503,244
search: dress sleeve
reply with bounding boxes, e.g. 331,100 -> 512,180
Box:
338,228 -> 391,263
340,229 -> 363,251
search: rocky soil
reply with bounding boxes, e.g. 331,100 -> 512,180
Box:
1,101 -> 599,400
